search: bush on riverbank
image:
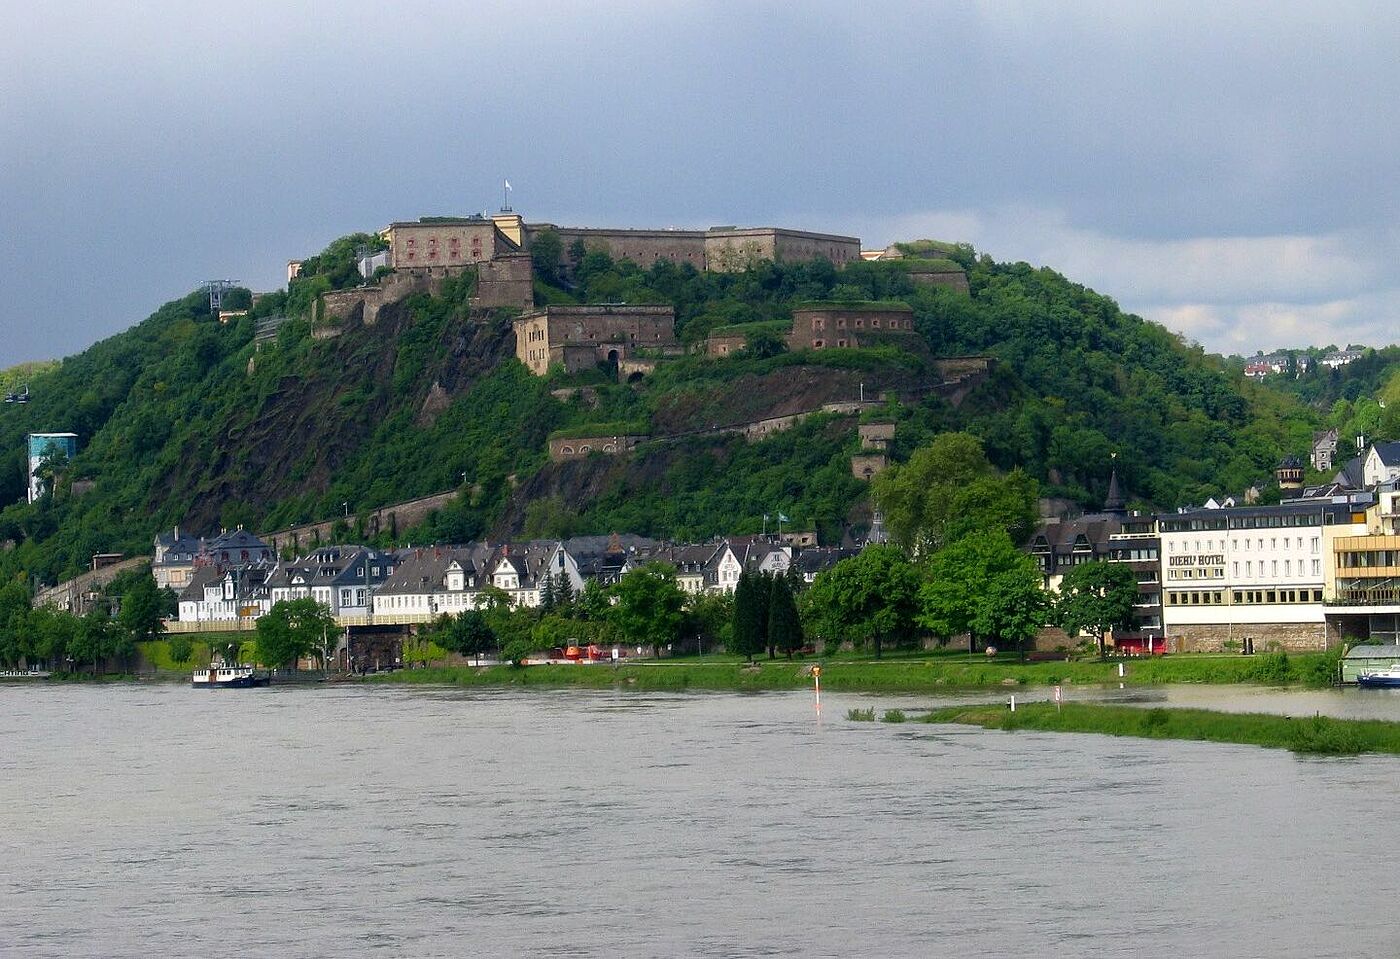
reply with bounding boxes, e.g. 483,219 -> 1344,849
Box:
924,702 -> 1399,756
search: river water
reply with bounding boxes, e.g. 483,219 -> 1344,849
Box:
2,682 -> 1398,958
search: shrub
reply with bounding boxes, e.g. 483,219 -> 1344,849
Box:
167,636 -> 194,665
1289,714 -> 1363,755
881,709 -> 907,723
847,707 -> 876,722
1247,651 -> 1293,685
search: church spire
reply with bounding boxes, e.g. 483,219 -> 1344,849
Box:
1104,454 -> 1126,513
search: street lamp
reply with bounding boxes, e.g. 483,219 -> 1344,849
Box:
342,502 -> 349,518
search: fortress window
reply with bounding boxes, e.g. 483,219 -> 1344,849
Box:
812,340 -> 824,348
855,319 -> 864,328
871,318 -> 880,328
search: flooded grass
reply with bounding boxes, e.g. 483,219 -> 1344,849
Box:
924,701 -> 1400,756
370,651 -> 1340,694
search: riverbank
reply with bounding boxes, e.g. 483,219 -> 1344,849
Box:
923,701 -> 1400,755
368,650 -> 1340,693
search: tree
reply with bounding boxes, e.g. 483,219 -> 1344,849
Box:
256,597 -> 337,671
974,564 -> 1050,662
118,573 -> 166,647
803,545 -> 921,658
530,228 -> 564,284
439,609 -> 495,665
29,606 -> 74,670
685,592 -> 732,656
167,635 -> 195,666
767,573 -> 804,659
919,529 -> 1048,655
69,608 -> 113,674
745,328 -> 787,358
872,432 -> 1036,556
0,578 -> 33,667
1057,560 -> 1139,658
612,563 -> 686,658
729,572 -> 768,661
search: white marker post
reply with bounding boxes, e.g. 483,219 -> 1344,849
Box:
1009,695 -> 1016,712
812,666 -> 822,713
1054,684 -> 1062,712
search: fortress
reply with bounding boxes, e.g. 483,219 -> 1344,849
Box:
314,209 -> 866,331
307,207 -> 969,378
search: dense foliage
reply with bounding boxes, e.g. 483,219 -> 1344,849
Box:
0,234 -> 1337,589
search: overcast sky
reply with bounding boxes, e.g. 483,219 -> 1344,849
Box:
3,1 -> 1398,367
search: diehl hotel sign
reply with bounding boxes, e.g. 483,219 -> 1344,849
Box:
1168,554 -> 1225,567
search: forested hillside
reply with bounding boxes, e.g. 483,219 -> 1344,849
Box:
0,240 -> 1324,585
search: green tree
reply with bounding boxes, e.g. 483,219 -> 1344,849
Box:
29,606 -> 75,670
1057,560 -> 1139,658
803,545 -> 921,658
767,573 -> 804,659
873,432 -> 1037,555
729,572 -> 768,661
0,578 -> 32,667
70,608 -> 113,673
439,609 -> 495,665
118,573 -> 166,646
612,563 -> 686,658
256,597 -> 337,671
530,229 -> 564,284
685,591 -> 732,656
974,562 -> 1050,662
167,635 -> 195,666
919,529 -> 1047,655
745,328 -> 787,358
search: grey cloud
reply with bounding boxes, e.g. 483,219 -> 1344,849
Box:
2,1 -> 1398,364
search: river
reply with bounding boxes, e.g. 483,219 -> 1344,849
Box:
2,682 -> 1397,958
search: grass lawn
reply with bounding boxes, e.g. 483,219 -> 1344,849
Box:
922,701 -> 1400,756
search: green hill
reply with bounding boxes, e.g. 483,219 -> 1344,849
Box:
0,240 -> 1322,585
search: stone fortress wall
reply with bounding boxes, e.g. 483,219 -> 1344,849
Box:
785,303 -> 915,351
513,305 -> 677,376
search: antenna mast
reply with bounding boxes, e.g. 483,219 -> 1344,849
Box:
202,279 -> 239,313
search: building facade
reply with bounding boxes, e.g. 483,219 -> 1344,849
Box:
513,305 -> 677,376
785,303 -> 915,351
1159,499 -> 1369,652
383,218 -> 519,269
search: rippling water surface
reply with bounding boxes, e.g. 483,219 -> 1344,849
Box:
2,682 -> 1397,958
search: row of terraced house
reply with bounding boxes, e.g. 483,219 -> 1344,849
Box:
161,529 -> 863,625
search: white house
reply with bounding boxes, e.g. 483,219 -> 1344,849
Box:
1158,498 -> 1369,652
1362,442 -> 1400,488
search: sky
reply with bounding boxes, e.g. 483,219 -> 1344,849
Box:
2,0 -> 1398,367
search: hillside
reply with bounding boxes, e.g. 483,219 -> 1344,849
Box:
0,241 -> 1323,585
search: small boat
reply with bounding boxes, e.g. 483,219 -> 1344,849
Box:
1356,667 -> 1400,689
192,663 -> 270,689
0,669 -> 51,680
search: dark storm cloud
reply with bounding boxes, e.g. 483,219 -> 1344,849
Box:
2,0 -> 1397,364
